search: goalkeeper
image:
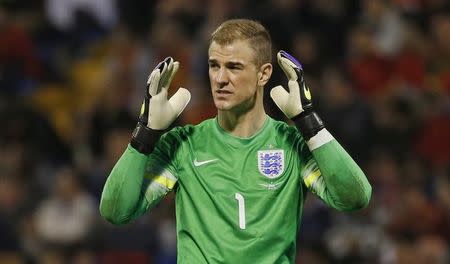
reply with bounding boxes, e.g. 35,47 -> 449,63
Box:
100,19 -> 372,263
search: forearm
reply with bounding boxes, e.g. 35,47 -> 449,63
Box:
100,145 -> 149,225
309,130 -> 372,211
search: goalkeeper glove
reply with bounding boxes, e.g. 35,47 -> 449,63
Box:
131,57 -> 191,154
270,50 -> 324,140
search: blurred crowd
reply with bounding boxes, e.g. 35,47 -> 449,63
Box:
0,0 -> 449,263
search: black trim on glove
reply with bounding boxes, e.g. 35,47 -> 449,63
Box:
292,111 -> 324,141
130,122 -> 165,155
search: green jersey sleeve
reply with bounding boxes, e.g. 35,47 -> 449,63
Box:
142,128 -> 182,207
99,128 -> 182,225
99,145 -> 151,225
299,139 -> 372,211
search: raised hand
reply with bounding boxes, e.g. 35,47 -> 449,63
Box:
140,57 -> 191,130
271,51 -> 324,140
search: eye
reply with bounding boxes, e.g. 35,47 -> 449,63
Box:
208,62 -> 219,70
227,63 -> 244,71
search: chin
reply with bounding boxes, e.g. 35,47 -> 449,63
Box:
215,103 -> 231,111
214,99 -> 232,111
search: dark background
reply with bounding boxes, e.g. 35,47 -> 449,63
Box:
0,0 -> 449,263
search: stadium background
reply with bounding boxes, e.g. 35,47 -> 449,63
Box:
0,0 -> 449,263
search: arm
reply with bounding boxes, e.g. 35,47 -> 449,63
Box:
301,135 -> 371,211
100,57 -> 190,224
100,140 -> 180,224
99,145 -> 149,224
271,51 -> 372,211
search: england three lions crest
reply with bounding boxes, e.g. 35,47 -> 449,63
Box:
258,150 -> 284,178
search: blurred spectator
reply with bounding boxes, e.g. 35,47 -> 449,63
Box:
347,23 -> 394,98
414,235 -> 449,264
298,0 -> 355,61
0,175 -> 24,252
45,0 -> 117,33
290,31 -> 322,77
87,122 -> 134,200
0,6 -> 42,96
391,23 -> 428,91
362,0 -> 406,57
371,92 -> 423,159
318,66 -> 375,164
429,10 -> 450,95
34,166 -> 97,259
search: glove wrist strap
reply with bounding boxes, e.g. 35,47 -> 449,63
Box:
130,122 -> 164,155
292,111 -> 325,141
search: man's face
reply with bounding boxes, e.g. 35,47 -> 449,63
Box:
208,40 -> 267,113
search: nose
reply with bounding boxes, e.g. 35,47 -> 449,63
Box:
215,68 -> 229,88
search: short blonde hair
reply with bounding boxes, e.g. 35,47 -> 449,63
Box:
210,19 -> 272,67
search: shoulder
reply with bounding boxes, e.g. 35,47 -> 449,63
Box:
268,117 -> 307,147
269,117 -> 302,137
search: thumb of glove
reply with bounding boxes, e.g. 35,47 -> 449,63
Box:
169,88 -> 191,118
270,85 -> 302,118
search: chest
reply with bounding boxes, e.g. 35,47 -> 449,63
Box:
177,139 -> 300,196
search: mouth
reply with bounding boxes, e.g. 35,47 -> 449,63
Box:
215,90 -> 233,99
216,90 -> 233,95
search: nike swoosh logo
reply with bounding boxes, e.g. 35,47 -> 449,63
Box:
304,85 -> 312,101
193,158 -> 218,167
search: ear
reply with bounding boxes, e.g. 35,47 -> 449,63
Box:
257,63 -> 273,87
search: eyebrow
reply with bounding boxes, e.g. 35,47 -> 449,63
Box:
208,59 -> 218,65
208,59 -> 245,68
226,61 -> 244,68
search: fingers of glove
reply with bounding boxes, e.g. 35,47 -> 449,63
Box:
147,89 -> 168,129
168,88 -> 191,116
147,57 -> 173,96
167,61 -> 179,86
147,57 -> 168,86
277,51 -> 302,82
161,61 -> 179,90
153,57 -> 172,72
147,69 -> 161,96
159,58 -> 175,91
154,57 -> 173,78
278,50 -> 303,69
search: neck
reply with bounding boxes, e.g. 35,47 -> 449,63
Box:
217,100 -> 267,138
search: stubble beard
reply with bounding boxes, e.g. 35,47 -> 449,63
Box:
214,90 -> 260,116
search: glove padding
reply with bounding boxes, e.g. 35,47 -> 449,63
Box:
139,57 -> 191,130
270,50 -> 313,119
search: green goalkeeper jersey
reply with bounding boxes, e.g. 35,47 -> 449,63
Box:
100,116 -> 372,263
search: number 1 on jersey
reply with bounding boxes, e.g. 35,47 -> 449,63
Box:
235,193 -> 246,229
